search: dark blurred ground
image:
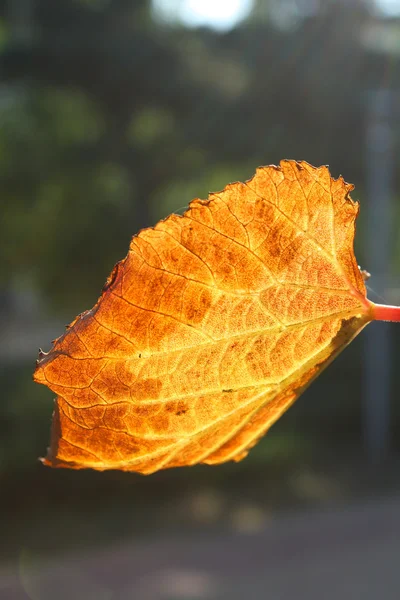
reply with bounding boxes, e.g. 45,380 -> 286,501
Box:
1,0 -> 400,598
2,494 -> 400,599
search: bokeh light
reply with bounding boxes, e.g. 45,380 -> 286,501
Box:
153,0 -> 254,31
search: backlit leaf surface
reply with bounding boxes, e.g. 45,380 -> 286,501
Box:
34,160 -> 377,473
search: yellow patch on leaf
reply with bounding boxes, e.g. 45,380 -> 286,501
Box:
34,160 -> 377,473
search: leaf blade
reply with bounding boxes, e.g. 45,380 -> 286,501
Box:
34,160 -> 373,473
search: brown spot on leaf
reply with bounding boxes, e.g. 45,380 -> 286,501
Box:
130,378 -> 162,401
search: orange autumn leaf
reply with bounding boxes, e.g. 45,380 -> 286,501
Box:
34,160 -> 400,474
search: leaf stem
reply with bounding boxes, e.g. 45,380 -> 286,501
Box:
371,303 -> 400,322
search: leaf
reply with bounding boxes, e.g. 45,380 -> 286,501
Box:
34,160 -> 400,473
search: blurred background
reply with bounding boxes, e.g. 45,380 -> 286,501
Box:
1,0 -> 400,598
